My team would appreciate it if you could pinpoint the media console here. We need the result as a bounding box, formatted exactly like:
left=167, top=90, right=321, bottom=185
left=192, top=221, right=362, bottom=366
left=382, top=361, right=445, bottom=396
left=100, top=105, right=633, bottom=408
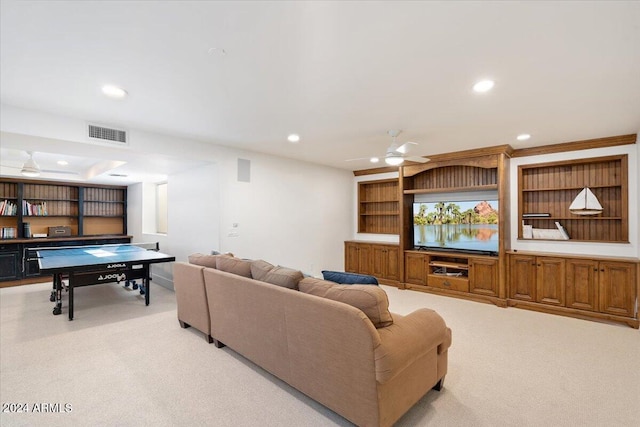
left=404, top=250, right=504, bottom=306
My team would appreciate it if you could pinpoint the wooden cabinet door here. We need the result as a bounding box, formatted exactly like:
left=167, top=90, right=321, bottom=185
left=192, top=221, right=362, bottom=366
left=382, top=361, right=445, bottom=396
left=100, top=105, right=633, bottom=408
left=536, top=257, right=565, bottom=306
left=371, top=244, right=387, bottom=278
left=566, top=259, right=599, bottom=311
left=385, top=245, right=399, bottom=281
left=369, top=244, right=399, bottom=281
left=0, top=250, right=20, bottom=280
left=469, top=257, right=498, bottom=296
left=509, top=254, right=536, bottom=301
left=405, top=252, right=427, bottom=286
left=357, top=244, right=372, bottom=275
left=344, top=242, right=360, bottom=273
left=599, top=261, right=637, bottom=317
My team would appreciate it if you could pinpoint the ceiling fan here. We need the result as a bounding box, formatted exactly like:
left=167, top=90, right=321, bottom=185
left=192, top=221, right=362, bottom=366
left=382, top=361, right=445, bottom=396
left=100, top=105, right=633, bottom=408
left=346, top=130, right=430, bottom=166
left=1, top=151, right=79, bottom=177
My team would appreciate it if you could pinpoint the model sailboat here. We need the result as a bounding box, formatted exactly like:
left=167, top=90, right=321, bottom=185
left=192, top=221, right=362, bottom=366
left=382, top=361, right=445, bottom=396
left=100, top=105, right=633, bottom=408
left=569, top=187, right=603, bottom=215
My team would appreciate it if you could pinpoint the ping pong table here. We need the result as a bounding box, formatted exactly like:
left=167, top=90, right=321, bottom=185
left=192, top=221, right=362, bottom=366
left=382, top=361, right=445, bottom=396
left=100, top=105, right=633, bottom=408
left=35, top=243, right=175, bottom=320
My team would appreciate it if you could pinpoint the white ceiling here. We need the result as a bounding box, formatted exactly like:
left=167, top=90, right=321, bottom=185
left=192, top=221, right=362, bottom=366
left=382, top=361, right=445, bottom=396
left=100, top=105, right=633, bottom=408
left=1, top=1, right=639, bottom=179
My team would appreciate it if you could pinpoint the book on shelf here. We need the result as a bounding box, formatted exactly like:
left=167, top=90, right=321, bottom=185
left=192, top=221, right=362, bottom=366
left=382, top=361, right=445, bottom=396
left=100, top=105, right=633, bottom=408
left=522, top=213, right=551, bottom=218
left=22, top=200, right=48, bottom=216
left=1, top=227, right=17, bottom=239
left=0, top=200, right=17, bottom=216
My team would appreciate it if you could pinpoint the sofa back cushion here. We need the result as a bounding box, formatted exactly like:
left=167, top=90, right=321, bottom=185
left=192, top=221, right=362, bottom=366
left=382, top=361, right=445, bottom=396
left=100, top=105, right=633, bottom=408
left=216, top=255, right=252, bottom=278
left=250, top=259, right=275, bottom=281
left=251, top=260, right=303, bottom=290
left=299, top=278, right=393, bottom=328
left=263, top=266, right=304, bottom=290
left=188, top=253, right=220, bottom=268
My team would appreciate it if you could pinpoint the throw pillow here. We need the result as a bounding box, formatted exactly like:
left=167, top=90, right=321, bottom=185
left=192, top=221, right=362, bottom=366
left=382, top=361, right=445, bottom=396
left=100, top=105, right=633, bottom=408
left=299, top=278, right=393, bottom=328
left=322, top=270, right=378, bottom=285
left=261, top=266, right=304, bottom=290
left=188, top=253, right=219, bottom=268
left=216, top=255, right=252, bottom=278
left=250, top=259, right=275, bottom=281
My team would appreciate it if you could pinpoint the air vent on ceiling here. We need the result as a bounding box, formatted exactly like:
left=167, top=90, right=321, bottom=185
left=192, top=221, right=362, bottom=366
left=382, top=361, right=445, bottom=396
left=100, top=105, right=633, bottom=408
left=87, top=123, right=128, bottom=145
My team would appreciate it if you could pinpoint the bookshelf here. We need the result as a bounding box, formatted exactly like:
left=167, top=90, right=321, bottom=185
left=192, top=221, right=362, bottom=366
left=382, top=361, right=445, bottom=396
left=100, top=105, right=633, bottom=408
left=517, top=155, right=628, bottom=242
left=358, top=178, right=400, bottom=234
left=0, top=179, right=127, bottom=239
left=0, top=178, right=130, bottom=283
left=83, top=186, right=126, bottom=235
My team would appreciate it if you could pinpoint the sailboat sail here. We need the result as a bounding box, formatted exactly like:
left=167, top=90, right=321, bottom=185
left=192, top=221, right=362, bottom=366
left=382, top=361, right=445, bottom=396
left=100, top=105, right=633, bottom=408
left=569, top=187, right=603, bottom=215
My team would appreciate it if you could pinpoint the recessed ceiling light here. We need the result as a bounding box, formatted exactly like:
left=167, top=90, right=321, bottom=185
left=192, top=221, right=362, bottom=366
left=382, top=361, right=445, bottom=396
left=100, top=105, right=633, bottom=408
left=102, top=85, right=128, bottom=99
left=57, top=160, right=68, bottom=166
left=517, top=134, right=531, bottom=141
left=287, top=134, right=300, bottom=143
left=473, top=80, right=495, bottom=93
left=370, top=157, right=379, bottom=163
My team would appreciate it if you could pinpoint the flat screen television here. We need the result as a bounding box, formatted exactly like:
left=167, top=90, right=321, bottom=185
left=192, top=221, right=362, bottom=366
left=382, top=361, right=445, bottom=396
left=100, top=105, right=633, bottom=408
left=413, top=200, right=499, bottom=256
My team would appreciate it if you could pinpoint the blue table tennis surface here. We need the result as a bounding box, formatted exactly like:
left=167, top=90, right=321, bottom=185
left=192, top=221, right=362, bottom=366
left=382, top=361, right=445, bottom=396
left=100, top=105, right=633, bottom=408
left=37, top=244, right=174, bottom=271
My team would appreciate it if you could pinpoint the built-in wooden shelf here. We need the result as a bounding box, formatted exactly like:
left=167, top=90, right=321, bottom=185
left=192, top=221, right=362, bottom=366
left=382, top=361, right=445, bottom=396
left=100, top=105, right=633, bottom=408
left=518, top=155, right=628, bottom=242
left=358, top=179, right=399, bottom=234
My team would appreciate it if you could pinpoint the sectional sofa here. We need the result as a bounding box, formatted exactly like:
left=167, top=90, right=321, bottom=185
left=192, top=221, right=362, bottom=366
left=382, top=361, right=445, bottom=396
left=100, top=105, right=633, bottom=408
left=172, top=254, right=452, bottom=427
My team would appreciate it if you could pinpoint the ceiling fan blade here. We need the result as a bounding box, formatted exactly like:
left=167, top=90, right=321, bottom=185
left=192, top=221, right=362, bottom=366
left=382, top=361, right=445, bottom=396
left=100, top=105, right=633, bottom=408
left=405, top=156, right=430, bottom=163
left=1, top=164, right=79, bottom=175
left=397, top=141, right=418, bottom=154
left=40, top=169, right=80, bottom=175
left=345, top=157, right=372, bottom=162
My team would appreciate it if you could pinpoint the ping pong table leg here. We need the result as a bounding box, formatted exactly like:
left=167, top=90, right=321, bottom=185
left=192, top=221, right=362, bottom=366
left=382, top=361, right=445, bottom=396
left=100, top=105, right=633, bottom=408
left=68, top=277, right=74, bottom=321
left=52, top=274, right=62, bottom=316
left=144, top=266, right=150, bottom=306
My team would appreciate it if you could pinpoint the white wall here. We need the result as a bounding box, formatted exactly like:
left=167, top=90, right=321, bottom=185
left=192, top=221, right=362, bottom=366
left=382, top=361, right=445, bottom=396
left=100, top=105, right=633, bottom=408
left=166, top=163, right=220, bottom=262
left=217, top=153, right=353, bottom=277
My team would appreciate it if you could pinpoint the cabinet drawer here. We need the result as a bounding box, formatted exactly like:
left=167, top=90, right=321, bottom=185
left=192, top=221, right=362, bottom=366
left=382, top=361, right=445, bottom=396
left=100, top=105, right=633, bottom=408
left=428, top=275, right=469, bottom=292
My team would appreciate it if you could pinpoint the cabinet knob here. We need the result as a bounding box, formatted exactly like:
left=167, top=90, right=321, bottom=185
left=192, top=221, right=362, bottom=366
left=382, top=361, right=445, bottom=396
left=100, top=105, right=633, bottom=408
left=443, top=281, right=451, bottom=287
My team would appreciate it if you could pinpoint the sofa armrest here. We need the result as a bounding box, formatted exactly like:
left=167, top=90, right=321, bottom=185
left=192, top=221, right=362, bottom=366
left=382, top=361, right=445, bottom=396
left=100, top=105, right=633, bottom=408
left=173, top=262, right=211, bottom=337
left=374, top=308, right=451, bottom=384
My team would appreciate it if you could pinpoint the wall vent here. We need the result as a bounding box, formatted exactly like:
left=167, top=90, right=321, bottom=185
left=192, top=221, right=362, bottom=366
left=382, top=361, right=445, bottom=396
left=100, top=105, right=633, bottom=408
left=87, top=123, right=128, bottom=145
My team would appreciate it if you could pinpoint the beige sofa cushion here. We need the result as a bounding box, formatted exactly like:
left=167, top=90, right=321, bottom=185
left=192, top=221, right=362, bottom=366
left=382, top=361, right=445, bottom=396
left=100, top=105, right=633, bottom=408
left=250, top=259, right=275, bottom=281
left=216, top=255, right=252, bottom=278
left=299, top=277, right=393, bottom=328
left=251, top=260, right=303, bottom=290
left=188, top=253, right=220, bottom=268
left=263, top=266, right=304, bottom=290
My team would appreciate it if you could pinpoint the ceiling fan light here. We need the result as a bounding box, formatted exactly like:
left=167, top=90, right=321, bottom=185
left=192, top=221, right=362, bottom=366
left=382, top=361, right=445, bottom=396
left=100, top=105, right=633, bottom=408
left=385, top=156, right=404, bottom=166
left=21, top=167, right=40, bottom=177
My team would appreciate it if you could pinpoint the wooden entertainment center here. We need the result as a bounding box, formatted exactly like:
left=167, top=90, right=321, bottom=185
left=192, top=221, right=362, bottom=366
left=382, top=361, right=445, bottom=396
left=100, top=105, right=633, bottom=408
left=347, top=134, right=639, bottom=328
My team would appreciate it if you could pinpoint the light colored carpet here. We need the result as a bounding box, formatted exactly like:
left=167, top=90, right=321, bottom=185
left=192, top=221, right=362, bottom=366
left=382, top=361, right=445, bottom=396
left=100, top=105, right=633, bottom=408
left=1, top=282, right=639, bottom=426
